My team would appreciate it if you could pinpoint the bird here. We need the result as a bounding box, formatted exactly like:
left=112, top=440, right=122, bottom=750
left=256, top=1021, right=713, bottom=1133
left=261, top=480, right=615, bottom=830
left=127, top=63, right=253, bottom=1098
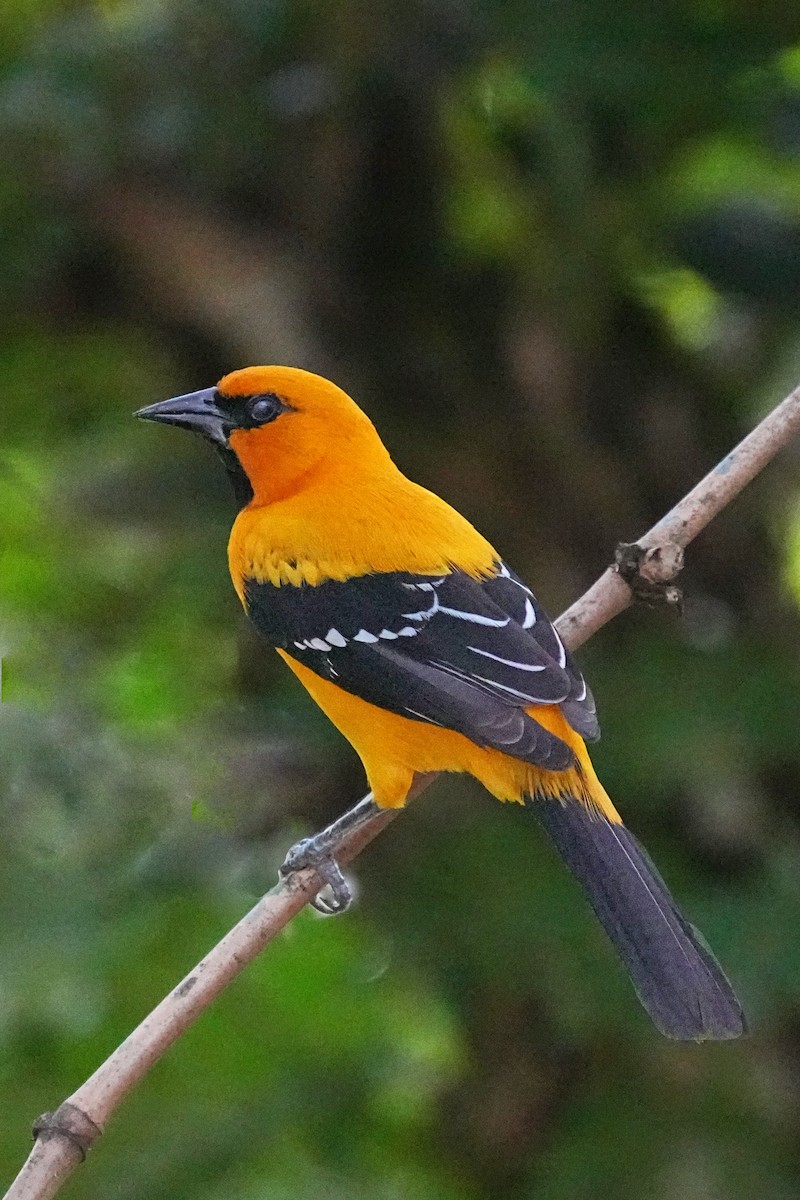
left=137, top=365, right=747, bottom=1041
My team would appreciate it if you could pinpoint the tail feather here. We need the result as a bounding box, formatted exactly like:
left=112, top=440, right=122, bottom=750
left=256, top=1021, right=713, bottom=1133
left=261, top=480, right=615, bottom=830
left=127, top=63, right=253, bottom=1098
left=529, top=796, right=747, bottom=1041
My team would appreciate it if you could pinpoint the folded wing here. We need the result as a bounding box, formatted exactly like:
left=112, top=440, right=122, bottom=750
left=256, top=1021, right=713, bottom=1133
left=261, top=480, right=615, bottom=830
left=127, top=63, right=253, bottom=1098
left=244, top=562, right=598, bottom=770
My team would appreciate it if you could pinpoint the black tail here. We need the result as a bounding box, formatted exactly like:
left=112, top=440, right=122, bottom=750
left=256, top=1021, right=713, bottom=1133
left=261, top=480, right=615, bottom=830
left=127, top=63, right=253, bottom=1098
left=529, top=797, right=747, bottom=1040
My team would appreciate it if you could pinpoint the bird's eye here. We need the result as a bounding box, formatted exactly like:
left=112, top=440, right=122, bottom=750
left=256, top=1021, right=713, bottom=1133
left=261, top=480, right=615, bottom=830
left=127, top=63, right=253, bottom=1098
left=247, top=394, right=281, bottom=425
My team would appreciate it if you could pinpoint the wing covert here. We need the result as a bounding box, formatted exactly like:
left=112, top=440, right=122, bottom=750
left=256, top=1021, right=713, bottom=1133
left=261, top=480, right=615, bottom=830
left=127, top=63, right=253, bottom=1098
left=244, top=561, right=599, bottom=767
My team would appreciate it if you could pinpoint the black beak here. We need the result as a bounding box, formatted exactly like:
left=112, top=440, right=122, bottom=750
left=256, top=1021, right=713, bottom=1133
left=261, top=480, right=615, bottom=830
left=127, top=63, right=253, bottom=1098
left=135, top=388, right=228, bottom=446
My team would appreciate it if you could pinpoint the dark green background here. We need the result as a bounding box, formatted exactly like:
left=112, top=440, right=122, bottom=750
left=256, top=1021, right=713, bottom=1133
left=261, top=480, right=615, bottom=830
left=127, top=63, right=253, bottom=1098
left=3, top=2, right=800, bottom=1196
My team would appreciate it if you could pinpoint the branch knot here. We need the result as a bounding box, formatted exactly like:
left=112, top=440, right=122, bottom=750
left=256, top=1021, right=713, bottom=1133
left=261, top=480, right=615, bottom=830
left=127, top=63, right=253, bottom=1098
left=32, top=1103, right=102, bottom=1162
left=614, top=540, right=684, bottom=609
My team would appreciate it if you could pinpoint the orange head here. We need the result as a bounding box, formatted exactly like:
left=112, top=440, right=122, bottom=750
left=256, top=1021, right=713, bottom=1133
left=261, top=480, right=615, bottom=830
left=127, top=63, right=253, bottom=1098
left=136, top=365, right=392, bottom=504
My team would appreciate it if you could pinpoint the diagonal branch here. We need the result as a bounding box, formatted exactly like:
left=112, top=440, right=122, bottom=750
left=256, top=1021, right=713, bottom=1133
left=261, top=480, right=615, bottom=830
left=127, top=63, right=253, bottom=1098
left=6, top=380, right=800, bottom=1200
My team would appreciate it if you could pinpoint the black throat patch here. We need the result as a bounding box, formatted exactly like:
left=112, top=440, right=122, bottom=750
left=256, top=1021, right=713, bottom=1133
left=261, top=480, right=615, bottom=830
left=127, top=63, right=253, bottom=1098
left=215, top=445, right=254, bottom=507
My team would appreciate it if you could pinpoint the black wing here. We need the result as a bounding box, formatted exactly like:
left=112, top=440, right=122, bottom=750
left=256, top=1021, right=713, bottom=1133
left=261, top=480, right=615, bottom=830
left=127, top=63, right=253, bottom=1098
left=481, top=564, right=598, bottom=741
left=244, top=562, right=598, bottom=771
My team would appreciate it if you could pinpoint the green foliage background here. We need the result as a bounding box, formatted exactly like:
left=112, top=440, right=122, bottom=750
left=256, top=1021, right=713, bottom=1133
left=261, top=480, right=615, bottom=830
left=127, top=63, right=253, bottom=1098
left=3, top=1, right=800, bottom=1195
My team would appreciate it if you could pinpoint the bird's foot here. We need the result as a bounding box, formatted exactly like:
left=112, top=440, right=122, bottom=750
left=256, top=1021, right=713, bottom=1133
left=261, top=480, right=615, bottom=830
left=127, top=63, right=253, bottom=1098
left=280, top=834, right=352, bottom=915
left=278, top=796, right=381, bottom=914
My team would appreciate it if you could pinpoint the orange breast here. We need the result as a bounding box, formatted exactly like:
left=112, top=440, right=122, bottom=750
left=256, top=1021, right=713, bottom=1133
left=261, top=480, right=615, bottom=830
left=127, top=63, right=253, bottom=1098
left=228, top=469, right=499, bottom=599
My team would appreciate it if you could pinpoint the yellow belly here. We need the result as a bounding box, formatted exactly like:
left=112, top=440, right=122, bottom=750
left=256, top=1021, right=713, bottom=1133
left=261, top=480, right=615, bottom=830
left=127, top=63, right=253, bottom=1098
left=278, top=650, right=619, bottom=821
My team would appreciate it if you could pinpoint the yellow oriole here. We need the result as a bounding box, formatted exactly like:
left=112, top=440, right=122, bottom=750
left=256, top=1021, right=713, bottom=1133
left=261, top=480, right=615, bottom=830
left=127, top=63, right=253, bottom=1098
left=138, top=365, right=746, bottom=1041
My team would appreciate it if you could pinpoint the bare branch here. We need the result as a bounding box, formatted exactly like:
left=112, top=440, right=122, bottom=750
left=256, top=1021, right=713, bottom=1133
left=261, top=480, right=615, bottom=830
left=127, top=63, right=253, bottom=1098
left=6, top=381, right=800, bottom=1200
left=557, top=381, right=800, bottom=646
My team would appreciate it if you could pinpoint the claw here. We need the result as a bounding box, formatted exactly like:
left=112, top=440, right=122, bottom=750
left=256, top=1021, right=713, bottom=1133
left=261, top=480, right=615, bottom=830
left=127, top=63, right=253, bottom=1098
left=278, top=795, right=381, bottom=914
left=279, top=835, right=353, bottom=914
